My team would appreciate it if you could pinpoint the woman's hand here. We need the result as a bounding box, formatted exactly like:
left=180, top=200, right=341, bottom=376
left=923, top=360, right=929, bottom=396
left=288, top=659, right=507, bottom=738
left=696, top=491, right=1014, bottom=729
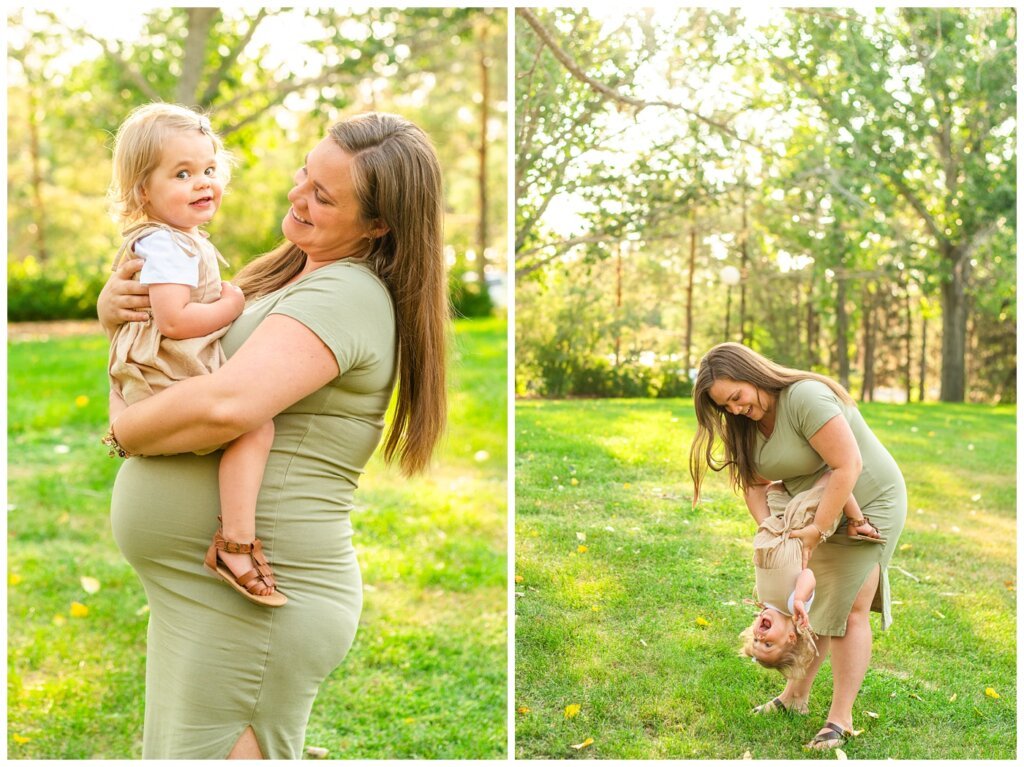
left=97, top=257, right=151, bottom=334
left=788, top=525, right=821, bottom=568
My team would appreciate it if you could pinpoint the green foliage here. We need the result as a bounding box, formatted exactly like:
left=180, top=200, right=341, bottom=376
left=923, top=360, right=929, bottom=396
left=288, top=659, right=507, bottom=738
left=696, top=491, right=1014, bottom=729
left=7, top=318, right=507, bottom=758
left=7, top=258, right=106, bottom=321
left=515, top=398, right=1016, bottom=758
left=449, top=267, right=494, bottom=319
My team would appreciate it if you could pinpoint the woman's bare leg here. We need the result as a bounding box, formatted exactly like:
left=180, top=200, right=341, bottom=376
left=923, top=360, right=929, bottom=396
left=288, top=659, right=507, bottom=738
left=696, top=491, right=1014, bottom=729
left=227, top=726, right=264, bottom=759
left=810, top=564, right=881, bottom=745
left=775, top=635, right=831, bottom=712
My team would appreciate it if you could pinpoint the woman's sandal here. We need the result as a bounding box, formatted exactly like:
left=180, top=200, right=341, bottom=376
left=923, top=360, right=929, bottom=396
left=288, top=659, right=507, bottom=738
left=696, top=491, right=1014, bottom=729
left=751, top=696, right=808, bottom=715
left=204, top=524, right=287, bottom=607
left=804, top=721, right=852, bottom=750
left=847, top=515, right=887, bottom=544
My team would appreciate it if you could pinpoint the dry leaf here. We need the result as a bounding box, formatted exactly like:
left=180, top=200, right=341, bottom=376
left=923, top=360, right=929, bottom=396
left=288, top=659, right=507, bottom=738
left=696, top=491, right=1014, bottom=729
left=577, top=545, right=588, bottom=553
left=971, top=493, right=982, bottom=502
left=305, top=746, right=329, bottom=759
left=70, top=601, right=89, bottom=618
left=564, top=704, right=581, bottom=719
left=948, top=693, right=957, bottom=702
left=985, top=687, right=1000, bottom=699
left=639, top=639, right=648, bottom=647
left=695, top=616, right=710, bottom=627
left=576, top=532, right=587, bottom=542
left=909, top=693, right=923, bottom=701
left=865, top=711, right=879, bottom=718
left=570, top=738, right=594, bottom=750
left=517, top=706, right=531, bottom=715
left=835, top=748, right=848, bottom=759
left=81, top=576, right=101, bottom=594
left=741, top=750, right=752, bottom=759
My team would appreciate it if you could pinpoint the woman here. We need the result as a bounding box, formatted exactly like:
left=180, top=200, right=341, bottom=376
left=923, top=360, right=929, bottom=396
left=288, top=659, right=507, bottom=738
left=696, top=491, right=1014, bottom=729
left=689, top=342, right=906, bottom=750
left=98, top=112, right=448, bottom=759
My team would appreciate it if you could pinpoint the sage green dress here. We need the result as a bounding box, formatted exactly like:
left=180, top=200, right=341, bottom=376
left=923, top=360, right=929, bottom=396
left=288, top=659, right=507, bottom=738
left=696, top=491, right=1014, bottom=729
left=110, top=261, right=396, bottom=759
left=754, top=380, right=906, bottom=636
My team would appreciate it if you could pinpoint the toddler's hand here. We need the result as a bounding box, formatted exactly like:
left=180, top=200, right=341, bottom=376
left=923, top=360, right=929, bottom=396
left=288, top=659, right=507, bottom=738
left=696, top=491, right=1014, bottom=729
left=792, top=600, right=810, bottom=630
left=787, top=525, right=820, bottom=568
left=220, top=281, right=245, bottom=317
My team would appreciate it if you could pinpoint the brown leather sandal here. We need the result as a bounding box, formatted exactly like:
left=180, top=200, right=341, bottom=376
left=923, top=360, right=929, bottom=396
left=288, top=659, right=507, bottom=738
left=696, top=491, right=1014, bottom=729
left=204, top=523, right=287, bottom=607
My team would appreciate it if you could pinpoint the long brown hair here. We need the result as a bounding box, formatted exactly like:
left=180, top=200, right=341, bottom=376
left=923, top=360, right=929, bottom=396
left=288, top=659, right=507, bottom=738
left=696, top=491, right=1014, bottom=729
left=234, top=113, right=448, bottom=475
left=689, top=343, right=853, bottom=504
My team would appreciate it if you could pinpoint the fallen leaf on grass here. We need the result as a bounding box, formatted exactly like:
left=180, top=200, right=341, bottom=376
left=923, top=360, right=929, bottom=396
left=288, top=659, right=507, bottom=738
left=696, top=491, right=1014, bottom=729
left=80, top=576, right=101, bottom=594
left=741, top=750, right=752, bottom=759
left=564, top=704, right=581, bottom=719
left=865, top=711, right=879, bottom=718
left=517, top=706, right=531, bottom=715
left=576, top=532, right=586, bottom=542
left=70, top=602, right=89, bottom=618
left=514, top=575, right=524, bottom=583
left=948, top=693, right=957, bottom=702
left=639, top=639, right=647, bottom=647
left=985, top=687, right=1000, bottom=699
left=835, top=748, right=848, bottom=759
left=1004, top=581, right=1015, bottom=591
left=695, top=616, right=710, bottom=627
left=570, top=738, right=593, bottom=750
left=909, top=693, right=924, bottom=702
left=305, top=746, right=329, bottom=759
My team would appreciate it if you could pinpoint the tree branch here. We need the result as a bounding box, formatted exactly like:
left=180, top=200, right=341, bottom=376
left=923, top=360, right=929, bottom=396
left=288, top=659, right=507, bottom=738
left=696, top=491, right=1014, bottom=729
left=516, top=8, right=755, bottom=147
left=198, top=8, right=269, bottom=106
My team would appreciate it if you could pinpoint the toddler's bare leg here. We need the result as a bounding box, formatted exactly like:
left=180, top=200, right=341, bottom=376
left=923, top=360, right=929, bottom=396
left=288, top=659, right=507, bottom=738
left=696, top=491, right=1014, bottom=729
left=216, top=421, right=275, bottom=595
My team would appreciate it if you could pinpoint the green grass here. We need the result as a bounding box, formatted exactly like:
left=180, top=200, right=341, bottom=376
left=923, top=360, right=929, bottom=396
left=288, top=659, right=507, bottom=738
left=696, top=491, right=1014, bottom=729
left=7, top=316, right=508, bottom=759
left=514, top=398, right=1015, bottom=759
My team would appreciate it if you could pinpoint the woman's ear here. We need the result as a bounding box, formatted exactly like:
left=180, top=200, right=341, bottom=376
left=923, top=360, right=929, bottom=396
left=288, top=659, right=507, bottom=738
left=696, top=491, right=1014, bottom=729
left=368, top=220, right=390, bottom=239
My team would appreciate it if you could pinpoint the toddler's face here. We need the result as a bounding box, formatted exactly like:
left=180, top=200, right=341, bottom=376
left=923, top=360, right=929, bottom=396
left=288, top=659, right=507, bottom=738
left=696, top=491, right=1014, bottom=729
left=142, top=130, right=223, bottom=232
left=750, top=607, right=796, bottom=664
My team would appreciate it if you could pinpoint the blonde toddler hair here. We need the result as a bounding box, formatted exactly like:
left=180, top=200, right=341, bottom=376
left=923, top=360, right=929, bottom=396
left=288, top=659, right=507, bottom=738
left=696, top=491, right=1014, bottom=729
left=738, top=617, right=818, bottom=680
left=108, top=102, right=232, bottom=228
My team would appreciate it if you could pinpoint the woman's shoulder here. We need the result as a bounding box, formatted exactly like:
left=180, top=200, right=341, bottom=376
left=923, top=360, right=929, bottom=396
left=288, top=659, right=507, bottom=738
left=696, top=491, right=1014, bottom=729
left=280, top=261, right=394, bottom=319
left=784, top=378, right=836, bottom=403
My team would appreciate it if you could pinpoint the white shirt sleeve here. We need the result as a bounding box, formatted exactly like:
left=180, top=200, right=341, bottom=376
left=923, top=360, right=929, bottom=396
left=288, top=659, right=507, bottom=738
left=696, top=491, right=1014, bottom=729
left=787, top=588, right=814, bottom=614
left=136, top=230, right=200, bottom=288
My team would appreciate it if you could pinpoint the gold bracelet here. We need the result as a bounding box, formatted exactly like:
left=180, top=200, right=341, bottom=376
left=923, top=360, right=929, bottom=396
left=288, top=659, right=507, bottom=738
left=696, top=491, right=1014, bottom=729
left=812, top=523, right=829, bottom=544
left=101, top=427, right=135, bottom=459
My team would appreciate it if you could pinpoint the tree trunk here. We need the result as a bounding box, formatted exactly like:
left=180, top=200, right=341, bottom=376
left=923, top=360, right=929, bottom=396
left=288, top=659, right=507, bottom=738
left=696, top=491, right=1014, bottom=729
left=176, top=8, right=219, bottom=105
left=861, top=283, right=876, bottom=402
left=26, top=82, right=47, bottom=264
left=476, top=19, right=490, bottom=276
left=684, top=227, right=695, bottom=373
left=918, top=314, right=928, bottom=402
left=939, top=242, right=969, bottom=402
left=836, top=274, right=850, bottom=391
left=806, top=276, right=817, bottom=369
left=614, top=243, right=622, bottom=366
left=739, top=188, right=748, bottom=344
left=903, top=285, right=913, bottom=403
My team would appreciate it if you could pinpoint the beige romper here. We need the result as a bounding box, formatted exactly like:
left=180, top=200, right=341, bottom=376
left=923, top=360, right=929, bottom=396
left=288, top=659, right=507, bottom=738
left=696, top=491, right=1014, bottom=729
left=753, top=484, right=837, bottom=622
left=108, top=222, right=230, bottom=406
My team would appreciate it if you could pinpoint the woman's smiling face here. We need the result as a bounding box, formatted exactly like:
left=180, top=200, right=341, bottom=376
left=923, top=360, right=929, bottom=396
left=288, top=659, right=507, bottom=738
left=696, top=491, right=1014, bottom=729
left=708, top=377, right=771, bottom=421
left=281, top=136, right=379, bottom=263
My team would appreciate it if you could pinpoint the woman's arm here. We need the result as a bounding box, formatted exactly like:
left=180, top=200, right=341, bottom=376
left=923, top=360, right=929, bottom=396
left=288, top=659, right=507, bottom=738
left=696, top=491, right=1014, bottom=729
left=789, top=414, right=863, bottom=566
left=111, top=314, right=340, bottom=455
left=97, top=258, right=151, bottom=337
left=149, top=282, right=245, bottom=340
left=743, top=481, right=771, bottom=525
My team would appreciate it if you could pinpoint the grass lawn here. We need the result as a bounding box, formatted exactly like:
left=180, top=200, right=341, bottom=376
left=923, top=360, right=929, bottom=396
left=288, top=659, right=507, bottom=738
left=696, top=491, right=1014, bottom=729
left=514, top=398, right=1015, bottom=759
left=7, top=316, right=507, bottom=759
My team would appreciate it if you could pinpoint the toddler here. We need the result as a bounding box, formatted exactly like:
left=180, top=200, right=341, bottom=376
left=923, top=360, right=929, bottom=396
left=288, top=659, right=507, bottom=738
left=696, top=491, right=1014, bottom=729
left=739, top=472, right=883, bottom=680
left=103, top=102, right=284, bottom=607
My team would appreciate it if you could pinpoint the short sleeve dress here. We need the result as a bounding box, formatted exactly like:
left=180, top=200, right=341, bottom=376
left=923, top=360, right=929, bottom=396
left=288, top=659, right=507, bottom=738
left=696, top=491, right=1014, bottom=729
left=109, top=260, right=396, bottom=759
left=753, top=380, right=906, bottom=636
